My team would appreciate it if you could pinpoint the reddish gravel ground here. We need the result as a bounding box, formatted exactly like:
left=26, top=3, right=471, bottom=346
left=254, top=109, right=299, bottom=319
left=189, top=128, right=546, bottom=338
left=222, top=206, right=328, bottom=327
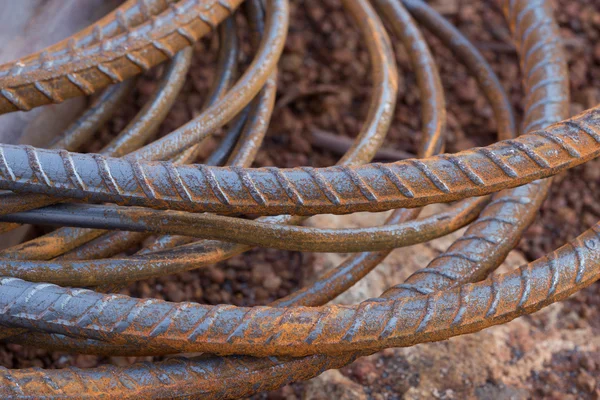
left=1, top=0, right=599, bottom=398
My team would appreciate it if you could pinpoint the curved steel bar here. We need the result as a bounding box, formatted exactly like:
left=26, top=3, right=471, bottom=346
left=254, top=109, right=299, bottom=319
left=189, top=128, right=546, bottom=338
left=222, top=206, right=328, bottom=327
left=0, top=0, right=244, bottom=114
left=127, top=0, right=288, bottom=161
left=0, top=219, right=597, bottom=357
left=380, top=0, right=569, bottom=301
left=0, top=108, right=597, bottom=215
left=401, top=0, right=516, bottom=140
left=0, top=197, right=488, bottom=252
left=9, top=0, right=181, bottom=68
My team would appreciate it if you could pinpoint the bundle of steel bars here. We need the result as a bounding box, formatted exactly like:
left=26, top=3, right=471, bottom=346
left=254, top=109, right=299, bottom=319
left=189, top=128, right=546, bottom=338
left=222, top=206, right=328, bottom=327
left=0, top=0, right=596, bottom=398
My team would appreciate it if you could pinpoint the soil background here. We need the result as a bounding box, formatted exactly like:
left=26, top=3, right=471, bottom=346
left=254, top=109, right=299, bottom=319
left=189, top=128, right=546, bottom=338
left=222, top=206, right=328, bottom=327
left=0, top=0, right=599, bottom=399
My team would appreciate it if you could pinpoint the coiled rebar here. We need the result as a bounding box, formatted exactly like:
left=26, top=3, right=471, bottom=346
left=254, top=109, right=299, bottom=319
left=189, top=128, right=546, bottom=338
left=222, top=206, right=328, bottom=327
left=0, top=0, right=594, bottom=398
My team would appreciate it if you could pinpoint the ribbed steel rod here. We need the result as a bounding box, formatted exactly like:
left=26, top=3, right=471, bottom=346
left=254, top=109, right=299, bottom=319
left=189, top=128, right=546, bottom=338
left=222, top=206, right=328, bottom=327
left=0, top=110, right=597, bottom=216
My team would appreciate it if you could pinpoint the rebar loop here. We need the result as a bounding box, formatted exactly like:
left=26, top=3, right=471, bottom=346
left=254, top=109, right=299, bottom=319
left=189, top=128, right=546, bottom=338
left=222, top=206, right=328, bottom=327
left=0, top=0, right=594, bottom=398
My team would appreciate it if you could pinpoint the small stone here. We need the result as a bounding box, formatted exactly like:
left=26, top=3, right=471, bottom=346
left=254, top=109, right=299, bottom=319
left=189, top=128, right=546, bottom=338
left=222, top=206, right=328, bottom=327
left=164, top=281, right=184, bottom=303
left=455, top=77, right=478, bottom=102
left=281, top=53, right=304, bottom=73
left=580, top=354, right=597, bottom=371
left=254, top=287, right=270, bottom=302
left=429, top=0, right=458, bottom=15
left=351, top=359, right=377, bottom=385
left=303, top=369, right=367, bottom=400
left=208, top=267, right=226, bottom=284
left=252, top=262, right=275, bottom=284
left=577, top=370, right=596, bottom=393
left=264, top=275, right=282, bottom=291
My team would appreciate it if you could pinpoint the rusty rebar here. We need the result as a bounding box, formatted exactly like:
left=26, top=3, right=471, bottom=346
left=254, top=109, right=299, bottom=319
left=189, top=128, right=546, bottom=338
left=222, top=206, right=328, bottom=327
left=0, top=0, right=596, bottom=398
left=0, top=0, right=244, bottom=114
left=0, top=111, right=597, bottom=216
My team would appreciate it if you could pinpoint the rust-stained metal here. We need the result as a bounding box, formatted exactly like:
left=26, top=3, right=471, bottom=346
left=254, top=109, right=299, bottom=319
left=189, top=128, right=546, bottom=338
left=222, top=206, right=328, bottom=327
left=0, top=0, right=596, bottom=398
left=1, top=109, right=599, bottom=216
left=0, top=0, right=244, bottom=114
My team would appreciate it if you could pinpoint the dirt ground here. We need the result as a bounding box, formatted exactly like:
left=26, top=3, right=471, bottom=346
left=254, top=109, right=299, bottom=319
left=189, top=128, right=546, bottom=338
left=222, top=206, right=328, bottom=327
left=0, top=0, right=599, bottom=399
